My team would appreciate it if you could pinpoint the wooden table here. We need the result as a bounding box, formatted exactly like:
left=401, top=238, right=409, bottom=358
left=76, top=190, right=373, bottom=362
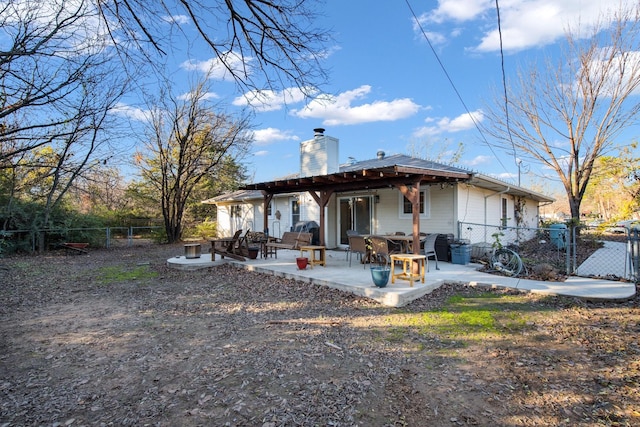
left=299, top=245, right=326, bottom=268
left=386, top=235, right=417, bottom=253
left=390, top=254, right=426, bottom=286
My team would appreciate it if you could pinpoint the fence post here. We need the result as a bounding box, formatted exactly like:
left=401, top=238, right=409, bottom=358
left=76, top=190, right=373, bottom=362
left=568, top=226, right=575, bottom=275
left=106, top=227, right=110, bottom=248
left=128, top=227, right=133, bottom=247
left=629, top=229, right=640, bottom=282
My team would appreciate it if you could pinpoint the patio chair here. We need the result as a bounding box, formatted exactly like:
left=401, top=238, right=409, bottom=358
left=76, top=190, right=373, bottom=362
left=420, top=233, right=440, bottom=271
left=345, top=229, right=360, bottom=260
left=211, top=229, right=245, bottom=261
left=386, top=233, right=404, bottom=254
left=368, top=235, right=397, bottom=266
left=348, top=235, right=367, bottom=268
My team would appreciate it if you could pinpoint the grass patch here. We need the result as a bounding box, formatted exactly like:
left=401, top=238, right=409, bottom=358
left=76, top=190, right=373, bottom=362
left=97, top=265, right=158, bottom=284
left=388, top=292, right=543, bottom=345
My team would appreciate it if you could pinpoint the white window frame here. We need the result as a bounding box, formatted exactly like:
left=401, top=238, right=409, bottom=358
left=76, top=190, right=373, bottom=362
left=230, top=204, right=242, bottom=219
left=501, top=197, right=508, bottom=227
left=398, top=187, right=431, bottom=219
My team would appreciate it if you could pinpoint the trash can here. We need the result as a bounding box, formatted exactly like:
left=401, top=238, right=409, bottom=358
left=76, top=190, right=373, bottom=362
left=450, top=244, right=471, bottom=265
left=435, top=233, right=454, bottom=261
left=549, top=223, right=567, bottom=250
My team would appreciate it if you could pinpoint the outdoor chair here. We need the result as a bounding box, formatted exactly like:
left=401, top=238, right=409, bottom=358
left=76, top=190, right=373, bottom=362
left=386, top=233, right=404, bottom=254
left=420, top=233, right=440, bottom=271
left=348, top=235, right=367, bottom=268
left=210, top=229, right=245, bottom=261
left=368, top=235, right=398, bottom=266
left=345, top=229, right=360, bottom=259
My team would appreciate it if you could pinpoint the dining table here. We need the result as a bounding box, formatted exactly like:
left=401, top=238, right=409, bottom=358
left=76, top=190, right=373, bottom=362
left=383, top=235, right=418, bottom=253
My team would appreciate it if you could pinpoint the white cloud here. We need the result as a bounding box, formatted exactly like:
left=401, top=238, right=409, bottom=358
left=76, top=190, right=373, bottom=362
left=254, top=150, right=269, bottom=156
left=252, top=128, right=300, bottom=146
left=421, top=0, right=637, bottom=53
left=177, top=91, right=219, bottom=101
left=413, top=110, right=483, bottom=137
left=163, top=14, right=190, bottom=25
left=424, top=0, right=489, bottom=24
left=463, top=154, right=492, bottom=167
left=233, top=87, right=315, bottom=112
left=291, top=85, right=421, bottom=126
left=181, top=52, right=251, bottom=81
left=493, top=172, right=517, bottom=180
left=585, top=50, right=640, bottom=97
left=111, top=102, right=151, bottom=122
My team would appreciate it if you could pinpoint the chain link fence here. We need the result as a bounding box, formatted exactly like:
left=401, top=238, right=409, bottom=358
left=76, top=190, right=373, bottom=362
left=458, top=222, right=570, bottom=276
left=0, top=226, right=164, bottom=254
left=458, top=221, right=638, bottom=282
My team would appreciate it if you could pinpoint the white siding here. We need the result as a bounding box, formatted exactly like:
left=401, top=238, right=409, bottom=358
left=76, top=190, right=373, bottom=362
left=358, top=186, right=459, bottom=236
left=300, top=135, right=339, bottom=176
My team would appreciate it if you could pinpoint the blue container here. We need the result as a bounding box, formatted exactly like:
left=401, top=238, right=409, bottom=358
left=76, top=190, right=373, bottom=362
left=451, top=244, right=471, bottom=265
left=370, top=266, right=390, bottom=287
left=549, top=223, right=567, bottom=250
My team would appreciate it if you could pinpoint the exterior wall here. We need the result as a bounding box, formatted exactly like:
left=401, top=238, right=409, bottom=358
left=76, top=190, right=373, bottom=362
left=456, top=184, right=489, bottom=225
left=456, top=184, right=543, bottom=245
left=215, top=193, right=323, bottom=240
left=371, top=187, right=457, bottom=236
left=214, top=202, right=253, bottom=237
left=214, top=183, right=545, bottom=247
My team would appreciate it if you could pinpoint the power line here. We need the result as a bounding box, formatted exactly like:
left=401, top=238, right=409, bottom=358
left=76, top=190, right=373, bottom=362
left=495, top=0, right=519, bottom=168
left=404, top=0, right=510, bottom=175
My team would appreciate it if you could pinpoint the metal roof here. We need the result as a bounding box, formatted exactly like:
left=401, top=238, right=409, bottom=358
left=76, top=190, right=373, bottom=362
left=242, top=154, right=474, bottom=194
left=205, top=153, right=553, bottom=204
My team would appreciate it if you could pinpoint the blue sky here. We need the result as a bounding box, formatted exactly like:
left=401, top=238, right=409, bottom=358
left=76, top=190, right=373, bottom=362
left=115, top=0, right=638, bottom=193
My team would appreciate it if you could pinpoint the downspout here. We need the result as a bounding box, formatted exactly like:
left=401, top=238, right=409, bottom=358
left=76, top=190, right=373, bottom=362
left=484, top=187, right=510, bottom=243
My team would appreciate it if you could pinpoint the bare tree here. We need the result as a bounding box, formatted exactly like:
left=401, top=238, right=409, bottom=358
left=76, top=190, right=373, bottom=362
left=0, top=0, right=127, bottom=162
left=95, top=0, right=330, bottom=96
left=0, top=0, right=131, bottom=249
left=136, top=76, right=252, bottom=243
left=483, top=5, right=640, bottom=222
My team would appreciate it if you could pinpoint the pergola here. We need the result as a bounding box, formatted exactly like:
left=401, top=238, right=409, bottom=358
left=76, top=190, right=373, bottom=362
left=243, top=162, right=474, bottom=254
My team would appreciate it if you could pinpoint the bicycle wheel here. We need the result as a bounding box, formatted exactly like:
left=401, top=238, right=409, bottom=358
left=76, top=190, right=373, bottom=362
left=491, top=248, right=523, bottom=277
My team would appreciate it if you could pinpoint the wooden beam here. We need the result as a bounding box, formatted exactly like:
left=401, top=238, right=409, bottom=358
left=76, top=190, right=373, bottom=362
left=396, top=178, right=421, bottom=256
left=308, top=189, right=334, bottom=246
left=261, top=192, right=274, bottom=236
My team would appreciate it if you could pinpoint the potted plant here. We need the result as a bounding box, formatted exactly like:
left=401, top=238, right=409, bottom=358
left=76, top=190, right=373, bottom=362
left=369, top=253, right=390, bottom=287
left=296, top=257, right=309, bottom=270
left=247, top=246, right=260, bottom=259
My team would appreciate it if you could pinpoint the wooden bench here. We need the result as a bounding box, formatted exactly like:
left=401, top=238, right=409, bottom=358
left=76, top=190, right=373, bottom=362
left=211, top=229, right=246, bottom=261
left=265, top=232, right=312, bottom=258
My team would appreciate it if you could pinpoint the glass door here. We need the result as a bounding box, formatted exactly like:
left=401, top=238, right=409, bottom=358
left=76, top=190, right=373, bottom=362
left=339, top=196, right=372, bottom=245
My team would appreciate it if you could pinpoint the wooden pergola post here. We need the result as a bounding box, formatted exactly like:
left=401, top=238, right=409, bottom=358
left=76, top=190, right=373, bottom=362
left=308, top=189, right=334, bottom=246
left=396, top=179, right=422, bottom=254
left=261, top=192, right=274, bottom=237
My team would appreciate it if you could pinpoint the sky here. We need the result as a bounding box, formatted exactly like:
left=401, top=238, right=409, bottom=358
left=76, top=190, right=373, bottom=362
left=115, top=0, right=639, bottom=194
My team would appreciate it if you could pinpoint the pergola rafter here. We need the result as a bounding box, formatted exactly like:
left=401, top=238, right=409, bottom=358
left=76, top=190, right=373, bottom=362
left=245, top=164, right=474, bottom=249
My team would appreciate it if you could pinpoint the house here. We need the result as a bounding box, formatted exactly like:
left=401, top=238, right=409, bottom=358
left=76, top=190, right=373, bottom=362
left=203, top=129, right=554, bottom=250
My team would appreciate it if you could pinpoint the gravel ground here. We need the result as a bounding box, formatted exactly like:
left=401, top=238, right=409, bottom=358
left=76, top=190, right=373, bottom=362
left=1, top=243, right=639, bottom=426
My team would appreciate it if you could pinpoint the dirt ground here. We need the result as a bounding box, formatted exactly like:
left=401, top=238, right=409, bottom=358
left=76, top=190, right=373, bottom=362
left=1, top=243, right=639, bottom=426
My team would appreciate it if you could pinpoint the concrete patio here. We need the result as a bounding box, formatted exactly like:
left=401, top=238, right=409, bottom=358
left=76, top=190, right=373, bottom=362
left=167, top=247, right=637, bottom=307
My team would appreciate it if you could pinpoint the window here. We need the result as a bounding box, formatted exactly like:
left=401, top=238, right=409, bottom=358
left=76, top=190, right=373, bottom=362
left=267, top=202, right=272, bottom=217
left=501, top=198, right=508, bottom=227
left=399, top=188, right=430, bottom=219
left=231, top=204, right=241, bottom=218
left=291, top=199, right=300, bottom=225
